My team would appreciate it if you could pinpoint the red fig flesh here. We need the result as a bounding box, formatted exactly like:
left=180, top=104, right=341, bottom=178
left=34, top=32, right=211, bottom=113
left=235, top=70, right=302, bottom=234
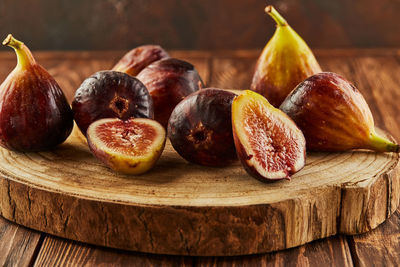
left=112, top=45, right=169, bottom=76
left=87, top=118, right=166, bottom=175
left=280, top=72, right=399, bottom=152
left=0, top=34, right=73, bottom=151
left=232, top=90, right=306, bottom=181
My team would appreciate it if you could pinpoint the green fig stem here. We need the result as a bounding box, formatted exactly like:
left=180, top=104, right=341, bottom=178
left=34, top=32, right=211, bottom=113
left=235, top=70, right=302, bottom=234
left=265, top=5, right=288, bottom=27
left=2, top=34, right=36, bottom=69
left=368, top=132, right=400, bottom=153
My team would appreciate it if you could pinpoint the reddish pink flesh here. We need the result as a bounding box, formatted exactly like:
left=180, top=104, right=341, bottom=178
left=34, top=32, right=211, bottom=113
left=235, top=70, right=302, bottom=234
left=243, top=104, right=298, bottom=175
left=95, top=120, right=157, bottom=156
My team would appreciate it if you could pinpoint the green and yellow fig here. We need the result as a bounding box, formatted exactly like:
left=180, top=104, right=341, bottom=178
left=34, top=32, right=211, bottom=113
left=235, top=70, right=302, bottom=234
left=251, top=5, right=322, bottom=107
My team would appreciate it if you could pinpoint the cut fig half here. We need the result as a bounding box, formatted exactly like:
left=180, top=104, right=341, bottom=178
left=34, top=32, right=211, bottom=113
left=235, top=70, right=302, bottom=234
left=232, top=90, right=306, bottom=181
left=87, top=118, right=166, bottom=175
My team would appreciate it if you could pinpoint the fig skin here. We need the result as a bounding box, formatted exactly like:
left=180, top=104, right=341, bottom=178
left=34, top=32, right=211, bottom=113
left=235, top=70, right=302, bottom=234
left=251, top=5, right=321, bottom=107
left=72, top=71, right=154, bottom=135
left=232, top=90, right=306, bottom=182
left=87, top=118, right=166, bottom=175
left=112, top=45, right=169, bottom=77
left=137, top=58, right=204, bottom=127
left=168, top=88, right=237, bottom=167
left=280, top=72, right=399, bottom=152
left=0, top=34, right=73, bottom=152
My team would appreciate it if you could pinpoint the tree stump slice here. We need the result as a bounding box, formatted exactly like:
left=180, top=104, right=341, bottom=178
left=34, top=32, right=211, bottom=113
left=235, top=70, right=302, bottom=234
left=0, top=127, right=398, bottom=256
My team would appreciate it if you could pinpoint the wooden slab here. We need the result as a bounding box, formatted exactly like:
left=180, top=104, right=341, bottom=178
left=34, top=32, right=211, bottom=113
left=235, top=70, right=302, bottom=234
left=0, top=127, right=398, bottom=256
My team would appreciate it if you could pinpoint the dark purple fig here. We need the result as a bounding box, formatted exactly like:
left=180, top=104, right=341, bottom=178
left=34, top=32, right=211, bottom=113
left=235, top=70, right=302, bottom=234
left=0, top=34, right=73, bottom=152
left=112, top=45, right=169, bottom=76
left=280, top=72, right=399, bottom=152
left=168, top=88, right=237, bottom=167
left=137, top=58, right=204, bottom=127
left=72, top=71, right=153, bottom=135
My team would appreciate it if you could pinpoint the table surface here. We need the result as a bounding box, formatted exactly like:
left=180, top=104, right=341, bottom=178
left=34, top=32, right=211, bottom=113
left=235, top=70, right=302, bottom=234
left=0, top=49, right=399, bottom=266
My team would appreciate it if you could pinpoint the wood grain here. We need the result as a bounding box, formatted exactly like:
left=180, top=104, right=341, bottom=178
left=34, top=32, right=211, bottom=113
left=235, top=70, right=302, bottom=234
left=1, top=50, right=400, bottom=263
left=0, top=216, right=43, bottom=267
left=195, top=236, right=352, bottom=267
left=34, top=236, right=192, bottom=267
left=0, top=126, right=398, bottom=256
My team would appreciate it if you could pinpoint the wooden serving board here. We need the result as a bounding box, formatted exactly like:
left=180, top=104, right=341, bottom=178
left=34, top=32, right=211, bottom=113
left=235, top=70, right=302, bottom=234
left=0, top=127, right=398, bottom=256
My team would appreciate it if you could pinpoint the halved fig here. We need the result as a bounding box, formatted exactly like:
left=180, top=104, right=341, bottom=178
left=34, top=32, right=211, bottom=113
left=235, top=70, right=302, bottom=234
left=87, top=118, right=166, bottom=175
left=72, top=71, right=154, bottom=135
left=232, top=90, right=306, bottom=181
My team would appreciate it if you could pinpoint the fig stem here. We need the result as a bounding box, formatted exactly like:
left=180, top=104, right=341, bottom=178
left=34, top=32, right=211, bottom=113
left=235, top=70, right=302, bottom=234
left=369, top=132, right=400, bottom=153
left=2, top=34, right=36, bottom=69
left=265, top=5, right=288, bottom=27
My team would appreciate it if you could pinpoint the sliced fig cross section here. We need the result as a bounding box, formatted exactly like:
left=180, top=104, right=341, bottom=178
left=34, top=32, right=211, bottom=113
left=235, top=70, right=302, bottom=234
left=232, top=90, right=306, bottom=181
left=87, top=118, right=166, bottom=175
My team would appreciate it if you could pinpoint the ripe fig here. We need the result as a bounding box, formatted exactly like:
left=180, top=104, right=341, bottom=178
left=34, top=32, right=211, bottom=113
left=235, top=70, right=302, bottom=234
left=168, top=88, right=237, bottom=167
left=87, top=118, right=166, bottom=175
left=232, top=90, right=306, bottom=181
left=0, top=34, right=73, bottom=151
left=72, top=71, right=154, bottom=135
left=112, top=45, right=169, bottom=76
left=251, top=5, right=321, bottom=107
left=137, top=58, right=204, bottom=127
left=280, top=72, right=399, bottom=152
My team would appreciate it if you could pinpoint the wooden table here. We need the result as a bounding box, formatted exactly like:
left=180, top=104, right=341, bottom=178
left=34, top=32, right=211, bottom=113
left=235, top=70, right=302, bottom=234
left=0, top=49, right=399, bottom=266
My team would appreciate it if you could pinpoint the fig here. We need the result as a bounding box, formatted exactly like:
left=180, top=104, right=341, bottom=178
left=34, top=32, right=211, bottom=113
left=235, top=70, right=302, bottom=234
left=137, top=58, right=204, bottom=127
left=0, top=34, right=73, bottom=151
left=87, top=118, right=166, bottom=175
left=232, top=90, right=306, bottom=181
left=280, top=72, right=399, bottom=152
left=72, top=71, right=154, bottom=135
left=112, top=45, right=169, bottom=77
left=168, top=88, right=237, bottom=167
left=251, top=5, right=321, bottom=107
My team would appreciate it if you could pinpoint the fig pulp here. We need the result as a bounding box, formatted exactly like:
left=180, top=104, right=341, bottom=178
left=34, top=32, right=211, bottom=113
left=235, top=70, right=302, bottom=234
left=232, top=90, right=306, bottom=181
left=168, top=88, right=237, bottom=167
left=72, top=71, right=154, bottom=135
left=0, top=35, right=73, bottom=151
left=112, top=45, right=169, bottom=76
left=137, top=58, right=204, bottom=127
left=280, top=72, right=399, bottom=152
left=87, top=118, right=166, bottom=175
left=251, top=5, right=321, bottom=107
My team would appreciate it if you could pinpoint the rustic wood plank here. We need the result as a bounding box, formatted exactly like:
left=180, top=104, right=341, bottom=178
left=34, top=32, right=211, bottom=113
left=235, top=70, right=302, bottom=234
left=0, top=216, right=43, bottom=267
left=33, top=236, right=192, bottom=267
left=195, top=236, right=353, bottom=267
left=348, top=210, right=400, bottom=267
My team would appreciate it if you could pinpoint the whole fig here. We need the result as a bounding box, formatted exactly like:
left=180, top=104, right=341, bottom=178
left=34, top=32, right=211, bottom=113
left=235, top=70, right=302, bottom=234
left=72, top=71, right=154, bottom=135
left=112, top=45, right=169, bottom=76
left=168, top=88, right=237, bottom=167
left=280, top=72, right=399, bottom=152
left=0, top=35, right=73, bottom=151
left=137, top=58, right=204, bottom=127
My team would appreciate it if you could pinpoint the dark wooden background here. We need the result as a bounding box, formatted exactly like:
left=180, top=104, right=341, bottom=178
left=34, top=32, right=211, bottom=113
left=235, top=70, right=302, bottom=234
left=1, top=0, right=400, bottom=51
